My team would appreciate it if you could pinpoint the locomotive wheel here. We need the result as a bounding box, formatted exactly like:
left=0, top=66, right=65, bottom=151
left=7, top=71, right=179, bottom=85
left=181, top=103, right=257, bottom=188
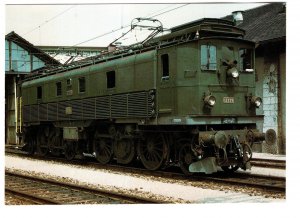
left=48, top=128, right=63, bottom=156
left=179, top=143, right=197, bottom=176
left=114, top=138, right=135, bottom=164
left=37, top=132, right=49, bottom=156
left=93, top=134, right=113, bottom=164
left=242, top=142, right=252, bottom=162
left=138, top=133, right=169, bottom=171
left=221, top=165, right=239, bottom=173
left=64, top=141, right=76, bottom=160
left=51, top=148, right=62, bottom=156
left=27, top=135, right=36, bottom=155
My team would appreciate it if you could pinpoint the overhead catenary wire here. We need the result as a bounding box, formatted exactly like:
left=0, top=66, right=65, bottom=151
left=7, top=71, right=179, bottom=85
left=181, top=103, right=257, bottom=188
left=23, top=5, right=76, bottom=36
left=8, top=4, right=190, bottom=68
left=71, top=3, right=189, bottom=47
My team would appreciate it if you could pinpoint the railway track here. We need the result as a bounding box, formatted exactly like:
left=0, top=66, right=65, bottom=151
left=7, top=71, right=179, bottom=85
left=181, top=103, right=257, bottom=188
left=251, top=158, right=286, bottom=169
left=5, top=147, right=286, bottom=195
left=5, top=171, right=166, bottom=204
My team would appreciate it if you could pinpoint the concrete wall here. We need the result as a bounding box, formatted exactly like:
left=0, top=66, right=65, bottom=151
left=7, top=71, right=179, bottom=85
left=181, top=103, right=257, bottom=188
left=5, top=75, right=17, bottom=145
left=279, top=52, right=286, bottom=154
left=254, top=41, right=285, bottom=154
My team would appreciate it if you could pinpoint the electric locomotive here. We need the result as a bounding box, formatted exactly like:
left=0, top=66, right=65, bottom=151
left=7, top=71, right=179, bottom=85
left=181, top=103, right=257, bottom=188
left=19, top=18, right=276, bottom=174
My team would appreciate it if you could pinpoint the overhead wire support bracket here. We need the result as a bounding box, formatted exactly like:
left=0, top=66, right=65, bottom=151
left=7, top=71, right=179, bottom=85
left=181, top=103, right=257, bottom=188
left=130, top=17, right=163, bottom=45
left=109, top=17, right=164, bottom=48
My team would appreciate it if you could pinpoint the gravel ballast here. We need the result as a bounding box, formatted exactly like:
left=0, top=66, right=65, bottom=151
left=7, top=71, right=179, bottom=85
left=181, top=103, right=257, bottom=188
left=5, top=155, right=285, bottom=203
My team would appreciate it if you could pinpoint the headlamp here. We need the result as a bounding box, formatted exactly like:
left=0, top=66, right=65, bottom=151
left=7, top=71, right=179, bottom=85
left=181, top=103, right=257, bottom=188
left=227, top=67, right=239, bottom=78
left=251, top=96, right=262, bottom=108
left=204, top=95, right=216, bottom=107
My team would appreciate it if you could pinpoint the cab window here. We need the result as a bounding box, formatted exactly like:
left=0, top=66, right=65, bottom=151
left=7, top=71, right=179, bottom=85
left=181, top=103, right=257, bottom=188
left=78, top=77, right=86, bottom=93
left=200, top=45, right=217, bottom=70
left=56, top=82, right=62, bottom=96
left=161, top=54, right=169, bottom=79
left=106, top=71, right=115, bottom=89
left=239, top=48, right=253, bottom=71
left=37, top=86, right=42, bottom=99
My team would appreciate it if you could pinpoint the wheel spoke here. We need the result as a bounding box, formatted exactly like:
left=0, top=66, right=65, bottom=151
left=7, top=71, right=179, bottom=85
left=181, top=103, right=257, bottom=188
left=152, top=150, right=162, bottom=162
left=64, top=142, right=76, bottom=160
left=37, top=131, right=49, bottom=156
left=94, top=135, right=113, bottom=164
left=138, top=134, right=169, bottom=171
left=113, top=138, right=135, bottom=165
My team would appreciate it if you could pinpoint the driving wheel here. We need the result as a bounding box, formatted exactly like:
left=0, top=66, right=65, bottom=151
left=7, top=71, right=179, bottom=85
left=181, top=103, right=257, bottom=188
left=37, top=131, right=49, bottom=156
left=27, top=135, right=36, bottom=155
left=114, top=138, right=135, bottom=164
left=93, top=133, right=113, bottom=164
left=64, top=141, right=76, bottom=160
left=138, top=133, right=169, bottom=170
left=179, top=143, right=197, bottom=176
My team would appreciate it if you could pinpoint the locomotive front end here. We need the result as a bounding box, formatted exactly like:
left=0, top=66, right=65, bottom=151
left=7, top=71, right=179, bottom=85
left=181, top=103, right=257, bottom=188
left=188, top=128, right=276, bottom=174
left=184, top=37, right=277, bottom=174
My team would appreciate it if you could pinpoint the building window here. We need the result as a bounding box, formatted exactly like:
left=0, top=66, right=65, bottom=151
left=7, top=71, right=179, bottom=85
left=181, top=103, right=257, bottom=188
left=78, top=77, right=86, bottom=93
left=56, top=82, right=62, bottom=96
left=106, top=71, right=115, bottom=89
left=11, top=42, right=31, bottom=72
left=37, top=86, right=42, bottom=99
left=161, top=54, right=169, bottom=78
left=200, top=45, right=217, bottom=70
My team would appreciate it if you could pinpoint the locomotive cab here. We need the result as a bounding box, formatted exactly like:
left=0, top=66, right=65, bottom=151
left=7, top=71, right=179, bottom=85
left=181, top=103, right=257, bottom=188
left=154, top=19, right=276, bottom=173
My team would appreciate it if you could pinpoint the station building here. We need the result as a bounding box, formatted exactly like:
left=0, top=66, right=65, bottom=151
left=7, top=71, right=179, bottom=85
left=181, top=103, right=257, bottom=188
left=5, top=31, right=61, bottom=145
left=4, top=32, right=110, bottom=145
left=224, top=2, right=286, bottom=154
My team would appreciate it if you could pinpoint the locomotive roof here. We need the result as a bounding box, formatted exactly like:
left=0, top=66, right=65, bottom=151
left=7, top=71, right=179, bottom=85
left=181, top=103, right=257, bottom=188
left=22, top=18, right=247, bottom=82
left=170, top=18, right=234, bottom=33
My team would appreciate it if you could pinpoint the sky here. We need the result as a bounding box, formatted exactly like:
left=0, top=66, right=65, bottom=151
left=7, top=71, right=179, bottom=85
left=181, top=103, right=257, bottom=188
left=5, top=2, right=267, bottom=47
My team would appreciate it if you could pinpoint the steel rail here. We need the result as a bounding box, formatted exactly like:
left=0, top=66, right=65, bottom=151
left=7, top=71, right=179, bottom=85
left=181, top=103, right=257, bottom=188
left=5, top=188, right=61, bottom=205
left=6, top=147, right=285, bottom=193
left=5, top=171, right=168, bottom=204
left=251, top=158, right=286, bottom=169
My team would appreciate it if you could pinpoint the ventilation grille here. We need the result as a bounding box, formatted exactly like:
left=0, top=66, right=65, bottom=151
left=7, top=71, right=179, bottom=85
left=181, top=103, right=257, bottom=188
left=96, top=96, right=110, bottom=119
left=22, top=90, right=155, bottom=123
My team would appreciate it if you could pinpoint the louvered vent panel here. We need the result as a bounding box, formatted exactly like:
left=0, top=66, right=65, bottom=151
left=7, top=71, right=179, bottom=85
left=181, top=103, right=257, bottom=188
left=48, top=103, right=57, bottom=121
left=31, top=105, right=39, bottom=122
left=58, top=101, right=69, bottom=120
left=83, top=98, right=95, bottom=119
left=39, top=104, right=48, bottom=121
left=128, top=92, right=148, bottom=117
left=96, top=96, right=110, bottom=119
left=69, top=99, right=83, bottom=120
left=111, top=94, right=127, bottom=118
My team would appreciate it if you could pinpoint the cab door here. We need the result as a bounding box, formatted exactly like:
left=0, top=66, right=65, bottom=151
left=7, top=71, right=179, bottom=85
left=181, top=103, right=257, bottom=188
left=157, top=48, right=176, bottom=118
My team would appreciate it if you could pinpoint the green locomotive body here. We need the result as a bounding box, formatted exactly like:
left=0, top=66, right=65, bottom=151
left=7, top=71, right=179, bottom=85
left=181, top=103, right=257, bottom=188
left=20, top=18, right=276, bottom=174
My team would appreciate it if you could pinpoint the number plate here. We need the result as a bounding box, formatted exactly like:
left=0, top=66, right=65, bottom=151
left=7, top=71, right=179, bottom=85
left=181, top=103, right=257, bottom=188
left=222, top=117, right=237, bottom=124
left=223, top=97, right=234, bottom=104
